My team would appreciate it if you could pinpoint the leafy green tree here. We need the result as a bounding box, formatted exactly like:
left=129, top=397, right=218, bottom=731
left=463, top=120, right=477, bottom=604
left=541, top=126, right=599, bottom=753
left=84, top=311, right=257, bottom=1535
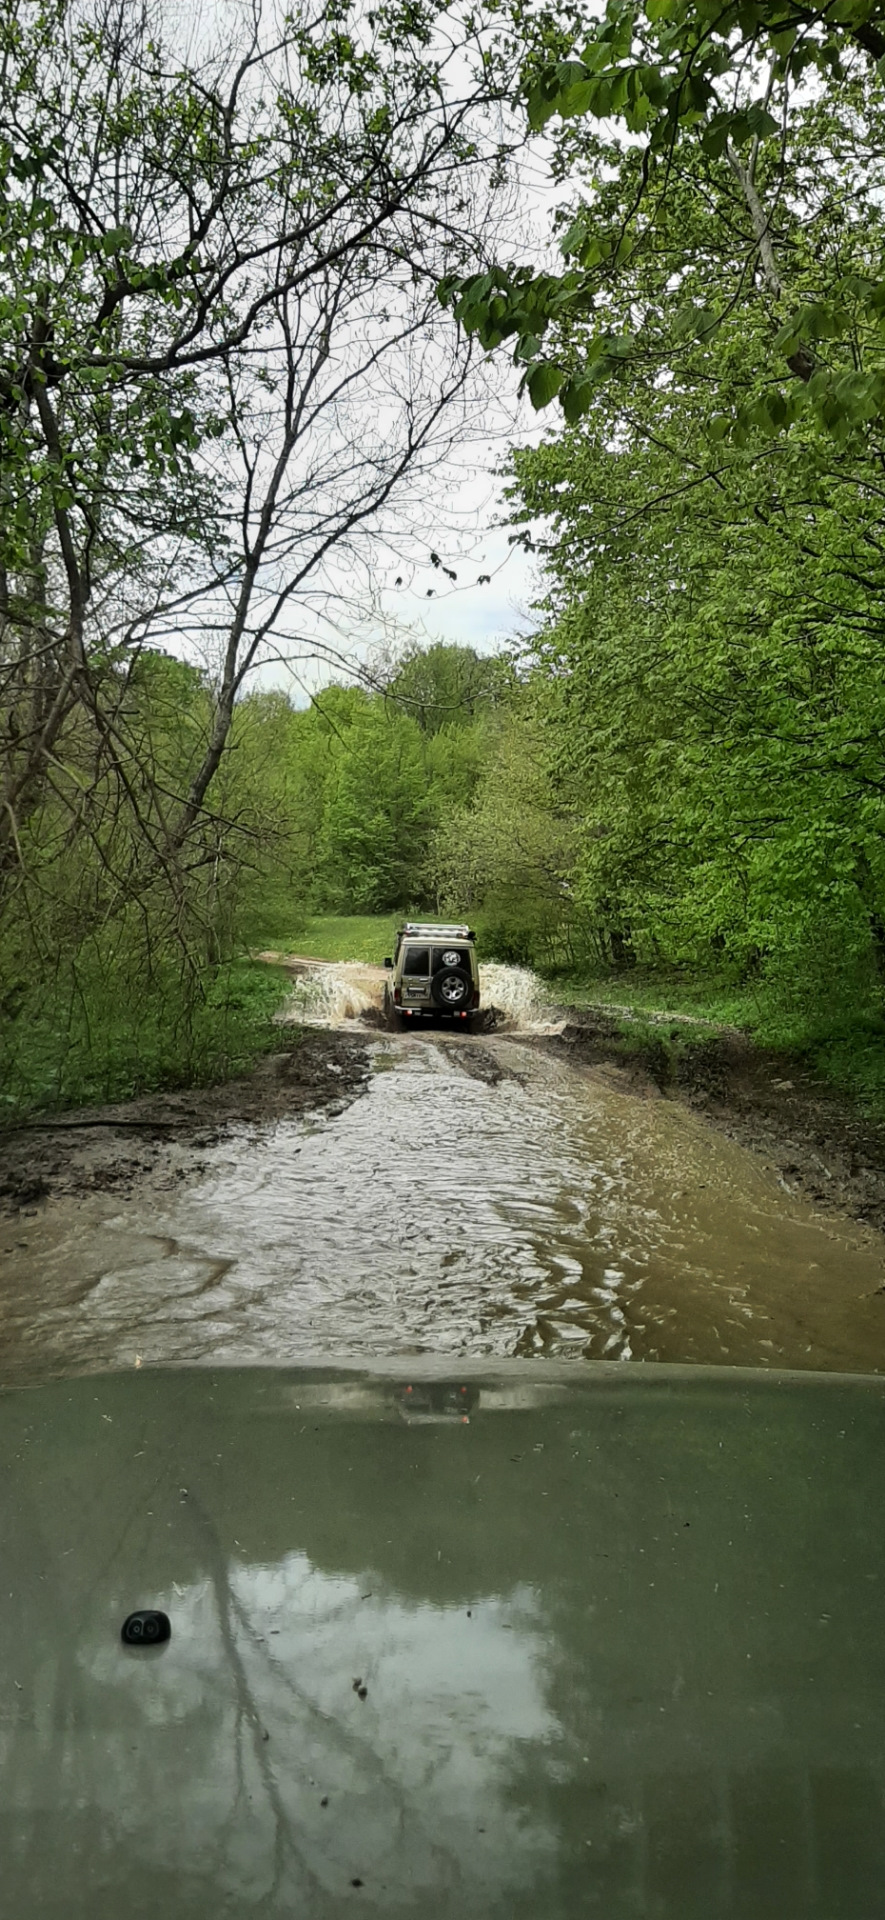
left=318, top=699, right=432, bottom=911
left=502, top=240, right=885, bottom=1003
left=0, top=0, right=520, bottom=1104
left=443, top=0, right=885, bottom=438
left=384, top=641, right=509, bottom=734
left=263, top=648, right=507, bottom=916
left=0, top=0, right=514, bottom=893
left=431, top=699, right=582, bottom=965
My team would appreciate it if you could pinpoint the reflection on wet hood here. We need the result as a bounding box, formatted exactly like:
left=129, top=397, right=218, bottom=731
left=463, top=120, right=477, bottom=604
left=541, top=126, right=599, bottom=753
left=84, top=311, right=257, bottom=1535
left=1, top=1363, right=885, bottom=1917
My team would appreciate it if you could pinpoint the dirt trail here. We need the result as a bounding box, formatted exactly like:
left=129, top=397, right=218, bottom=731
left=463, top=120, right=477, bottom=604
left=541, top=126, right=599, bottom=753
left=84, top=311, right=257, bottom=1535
left=3, top=956, right=885, bottom=1269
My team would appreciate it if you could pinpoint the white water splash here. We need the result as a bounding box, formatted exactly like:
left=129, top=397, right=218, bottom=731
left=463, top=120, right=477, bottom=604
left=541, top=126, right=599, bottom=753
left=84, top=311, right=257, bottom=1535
left=479, top=963, right=564, bottom=1034
left=279, top=963, right=376, bottom=1028
left=276, top=956, right=564, bottom=1035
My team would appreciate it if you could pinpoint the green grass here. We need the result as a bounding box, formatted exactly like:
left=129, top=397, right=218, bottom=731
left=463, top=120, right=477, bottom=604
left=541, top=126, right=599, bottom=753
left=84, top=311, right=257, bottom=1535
left=0, top=957, right=297, bottom=1120
left=293, top=914, right=402, bottom=964
left=550, top=964, right=885, bottom=1111
left=552, top=967, right=761, bottom=1033
left=3, top=910, right=415, bottom=1120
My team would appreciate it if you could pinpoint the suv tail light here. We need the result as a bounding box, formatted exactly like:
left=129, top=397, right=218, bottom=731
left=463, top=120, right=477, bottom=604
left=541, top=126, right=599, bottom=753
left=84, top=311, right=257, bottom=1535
left=393, top=985, right=402, bottom=1005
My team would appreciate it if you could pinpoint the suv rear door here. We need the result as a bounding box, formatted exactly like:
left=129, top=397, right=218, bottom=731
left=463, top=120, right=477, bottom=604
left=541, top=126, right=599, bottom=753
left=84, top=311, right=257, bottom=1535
left=400, top=944, right=431, bottom=1003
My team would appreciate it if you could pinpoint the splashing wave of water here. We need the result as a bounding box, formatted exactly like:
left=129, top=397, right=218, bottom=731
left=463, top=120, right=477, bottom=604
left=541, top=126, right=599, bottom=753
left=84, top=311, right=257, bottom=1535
left=279, top=964, right=375, bottom=1027
left=478, top=964, right=563, bottom=1034
left=277, top=958, right=563, bottom=1034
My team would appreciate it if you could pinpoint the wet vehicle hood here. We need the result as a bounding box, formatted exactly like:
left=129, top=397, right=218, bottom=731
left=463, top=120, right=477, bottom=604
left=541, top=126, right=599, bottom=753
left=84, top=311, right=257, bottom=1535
left=2, top=1359, right=884, bottom=1918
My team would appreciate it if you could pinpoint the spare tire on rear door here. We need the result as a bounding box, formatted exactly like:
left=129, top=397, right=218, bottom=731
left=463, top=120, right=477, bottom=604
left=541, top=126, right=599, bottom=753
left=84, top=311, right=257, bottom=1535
left=430, top=965, right=471, bottom=1011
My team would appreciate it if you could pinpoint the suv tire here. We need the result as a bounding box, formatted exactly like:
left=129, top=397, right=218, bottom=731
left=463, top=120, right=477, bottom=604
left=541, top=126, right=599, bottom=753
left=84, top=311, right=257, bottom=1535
left=430, top=965, right=471, bottom=1012
left=383, top=986, right=404, bottom=1031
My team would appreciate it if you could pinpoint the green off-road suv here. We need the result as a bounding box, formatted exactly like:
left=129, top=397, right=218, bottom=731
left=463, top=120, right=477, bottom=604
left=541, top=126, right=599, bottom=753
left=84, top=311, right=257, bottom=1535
left=383, top=922, right=480, bottom=1027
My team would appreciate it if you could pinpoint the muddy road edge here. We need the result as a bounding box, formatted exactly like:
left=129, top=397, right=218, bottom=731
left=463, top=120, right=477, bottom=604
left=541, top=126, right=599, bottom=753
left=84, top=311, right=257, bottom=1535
left=0, top=1029, right=373, bottom=1217
left=527, top=1011, right=885, bottom=1240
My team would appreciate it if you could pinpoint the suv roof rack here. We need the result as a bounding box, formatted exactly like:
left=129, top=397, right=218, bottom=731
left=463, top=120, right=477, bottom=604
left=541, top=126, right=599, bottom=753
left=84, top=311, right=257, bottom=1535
left=399, top=922, right=475, bottom=940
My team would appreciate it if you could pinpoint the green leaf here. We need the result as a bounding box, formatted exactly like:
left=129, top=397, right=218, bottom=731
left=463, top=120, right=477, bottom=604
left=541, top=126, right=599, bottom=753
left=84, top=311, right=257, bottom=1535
left=701, top=113, right=732, bottom=158
left=100, top=226, right=131, bottom=255
left=559, top=216, right=587, bottom=258
left=743, top=102, right=779, bottom=140
left=527, top=361, right=566, bottom=409
left=558, top=81, right=596, bottom=119
left=527, top=85, right=558, bottom=132
left=561, top=378, right=595, bottom=423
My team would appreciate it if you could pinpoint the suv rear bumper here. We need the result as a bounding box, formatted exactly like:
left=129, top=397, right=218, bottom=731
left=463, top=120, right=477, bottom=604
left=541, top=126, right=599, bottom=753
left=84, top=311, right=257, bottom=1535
left=399, top=1007, right=472, bottom=1020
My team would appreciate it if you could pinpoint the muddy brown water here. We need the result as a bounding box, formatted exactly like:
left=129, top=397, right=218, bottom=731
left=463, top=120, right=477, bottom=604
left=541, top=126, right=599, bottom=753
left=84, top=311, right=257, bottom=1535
left=2, top=1001, right=884, bottom=1385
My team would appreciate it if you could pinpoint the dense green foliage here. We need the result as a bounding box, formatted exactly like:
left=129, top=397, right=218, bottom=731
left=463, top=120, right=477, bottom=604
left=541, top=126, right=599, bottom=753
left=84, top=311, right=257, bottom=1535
left=440, top=44, right=885, bottom=1088
left=2, top=956, right=297, bottom=1116
left=275, top=644, right=508, bottom=915
left=434, top=28, right=885, bottom=1089
left=0, top=651, right=306, bottom=1112
left=445, top=0, right=885, bottom=438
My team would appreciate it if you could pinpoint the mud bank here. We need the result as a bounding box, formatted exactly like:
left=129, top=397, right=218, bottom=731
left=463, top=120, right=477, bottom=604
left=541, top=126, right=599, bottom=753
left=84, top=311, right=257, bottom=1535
left=0, top=1029, right=372, bottom=1217
left=534, top=1011, right=885, bottom=1240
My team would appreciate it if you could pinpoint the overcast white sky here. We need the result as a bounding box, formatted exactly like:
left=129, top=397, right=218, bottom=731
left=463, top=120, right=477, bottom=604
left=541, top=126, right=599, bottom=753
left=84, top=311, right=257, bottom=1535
left=379, top=460, right=541, bottom=653
left=250, top=293, right=556, bottom=706
left=168, top=0, right=565, bottom=704
left=242, top=377, right=547, bottom=705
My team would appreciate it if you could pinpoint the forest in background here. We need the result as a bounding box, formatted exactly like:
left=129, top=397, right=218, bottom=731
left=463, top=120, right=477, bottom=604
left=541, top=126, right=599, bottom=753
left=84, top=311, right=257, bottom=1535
left=0, top=639, right=515, bottom=1111
left=6, top=0, right=885, bottom=1114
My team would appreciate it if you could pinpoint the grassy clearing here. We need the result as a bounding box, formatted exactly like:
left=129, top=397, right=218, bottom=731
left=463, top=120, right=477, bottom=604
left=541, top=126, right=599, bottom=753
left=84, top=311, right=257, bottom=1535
left=294, top=914, right=401, bottom=964
left=552, top=968, right=760, bottom=1034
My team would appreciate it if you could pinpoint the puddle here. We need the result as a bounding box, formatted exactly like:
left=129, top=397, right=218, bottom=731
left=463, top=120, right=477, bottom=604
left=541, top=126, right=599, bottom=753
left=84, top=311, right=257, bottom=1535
left=1, top=1036, right=883, bottom=1384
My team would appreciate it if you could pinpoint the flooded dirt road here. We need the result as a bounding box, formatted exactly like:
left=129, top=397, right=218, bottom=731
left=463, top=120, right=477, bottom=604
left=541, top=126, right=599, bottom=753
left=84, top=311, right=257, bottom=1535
left=2, top=995, right=885, bottom=1384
